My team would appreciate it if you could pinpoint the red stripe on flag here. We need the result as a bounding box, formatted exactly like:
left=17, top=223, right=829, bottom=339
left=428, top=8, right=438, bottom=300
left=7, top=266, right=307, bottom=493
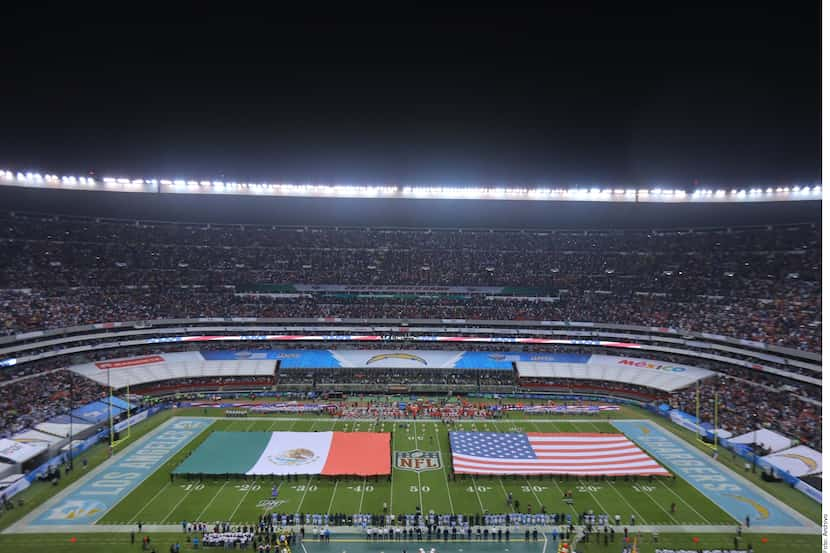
left=321, top=432, right=391, bottom=476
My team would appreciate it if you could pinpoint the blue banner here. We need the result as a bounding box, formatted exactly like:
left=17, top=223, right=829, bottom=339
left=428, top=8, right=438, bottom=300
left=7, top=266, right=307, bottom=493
left=200, top=349, right=590, bottom=370
left=71, top=401, right=123, bottom=424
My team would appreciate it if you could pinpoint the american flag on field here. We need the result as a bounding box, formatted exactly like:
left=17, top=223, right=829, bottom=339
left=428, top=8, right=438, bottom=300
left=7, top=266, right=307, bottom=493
left=449, top=432, right=670, bottom=476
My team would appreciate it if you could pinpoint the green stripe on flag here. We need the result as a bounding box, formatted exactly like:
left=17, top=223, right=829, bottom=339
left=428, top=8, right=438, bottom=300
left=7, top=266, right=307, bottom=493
left=172, top=432, right=273, bottom=475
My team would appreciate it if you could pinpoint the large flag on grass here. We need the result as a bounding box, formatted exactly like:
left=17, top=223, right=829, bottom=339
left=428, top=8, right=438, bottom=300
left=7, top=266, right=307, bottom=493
left=173, top=431, right=390, bottom=476
left=450, top=432, right=669, bottom=476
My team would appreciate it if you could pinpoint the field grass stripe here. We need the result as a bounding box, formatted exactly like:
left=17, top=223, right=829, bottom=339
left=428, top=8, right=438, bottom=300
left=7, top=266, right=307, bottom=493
left=631, top=480, right=681, bottom=524
left=296, top=476, right=315, bottom=514
left=127, top=482, right=171, bottom=524
left=411, top=422, right=425, bottom=512
left=657, top=479, right=712, bottom=524
left=470, top=476, right=486, bottom=513
left=161, top=481, right=197, bottom=523
left=584, top=417, right=691, bottom=525
left=432, top=422, right=455, bottom=515
left=228, top=482, right=254, bottom=521
left=575, top=477, right=611, bottom=516
left=358, top=477, right=367, bottom=513
left=389, top=436, right=394, bottom=514
left=607, top=480, right=646, bottom=522
left=528, top=419, right=578, bottom=514
left=195, top=480, right=229, bottom=521
left=326, top=479, right=339, bottom=516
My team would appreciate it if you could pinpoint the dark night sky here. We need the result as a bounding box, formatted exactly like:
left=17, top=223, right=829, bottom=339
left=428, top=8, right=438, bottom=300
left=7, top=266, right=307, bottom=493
left=0, top=6, right=820, bottom=188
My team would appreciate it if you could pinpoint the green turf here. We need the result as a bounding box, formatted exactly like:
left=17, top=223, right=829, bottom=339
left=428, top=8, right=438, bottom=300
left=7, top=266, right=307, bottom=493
left=98, top=417, right=737, bottom=526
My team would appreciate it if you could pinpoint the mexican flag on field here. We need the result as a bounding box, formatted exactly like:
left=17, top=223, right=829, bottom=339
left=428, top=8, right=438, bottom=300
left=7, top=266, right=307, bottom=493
left=174, top=431, right=391, bottom=476
left=247, top=431, right=390, bottom=475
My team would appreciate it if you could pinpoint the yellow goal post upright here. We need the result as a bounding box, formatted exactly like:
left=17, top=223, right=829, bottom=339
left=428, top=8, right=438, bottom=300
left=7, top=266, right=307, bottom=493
left=109, top=374, right=131, bottom=449
left=694, top=379, right=718, bottom=451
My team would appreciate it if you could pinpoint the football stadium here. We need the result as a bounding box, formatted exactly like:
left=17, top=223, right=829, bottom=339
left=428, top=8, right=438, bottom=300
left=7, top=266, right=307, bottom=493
left=0, top=10, right=823, bottom=553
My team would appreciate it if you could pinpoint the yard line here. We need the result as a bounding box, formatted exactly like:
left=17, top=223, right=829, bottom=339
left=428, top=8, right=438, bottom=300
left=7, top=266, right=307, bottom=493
left=296, top=417, right=334, bottom=515
left=296, top=476, right=315, bottom=514
left=607, top=480, right=645, bottom=522
left=326, top=479, right=340, bottom=516
left=522, top=478, right=544, bottom=509
left=657, top=479, right=711, bottom=524
left=470, top=476, right=486, bottom=513
left=196, top=480, right=229, bottom=521
left=389, top=431, right=394, bottom=514
left=627, top=479, right=680, bottom=524
left=411, top=422, right=425, bottom=512
left=127, top=482, right=171, bottom=523
left=586, top=418, right=685, bottom=524
left=484, top=420, right=531, bottom=511
left=527, top=419, right=578, bottom=514
left=577, top=477, right=613, bottom=516
left=432, top=422, right=455, bottom=515
left=161, top=482, right=197, bottom=523
left=358, top=477, right=368, bottom=513
left=228, top=482, right=254, bottom=521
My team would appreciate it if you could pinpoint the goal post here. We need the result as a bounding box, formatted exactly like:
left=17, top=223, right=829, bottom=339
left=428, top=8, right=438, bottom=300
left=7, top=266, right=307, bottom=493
left=694, top=380, right=719, bottom=451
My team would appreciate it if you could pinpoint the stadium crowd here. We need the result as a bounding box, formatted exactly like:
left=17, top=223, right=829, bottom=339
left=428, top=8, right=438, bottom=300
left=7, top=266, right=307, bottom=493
left=672, top=375, right=820, bottom=450
left=0, top=369, right=105, bottom=439
left=0, top=215, right=820, bottom=352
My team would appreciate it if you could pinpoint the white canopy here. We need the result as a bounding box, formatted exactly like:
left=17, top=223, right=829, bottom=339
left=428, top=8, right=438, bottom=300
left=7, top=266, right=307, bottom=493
left=730, top=428, right=794, bottom=453
left=0, top=438, right=47, bottom=464
left=11, top=429, right=65, bottom=447
left=69, top=351, right=276, bottom=389
left=762, top=445, right=822, bottom=477
left=516, top=354, right=714, bottom=392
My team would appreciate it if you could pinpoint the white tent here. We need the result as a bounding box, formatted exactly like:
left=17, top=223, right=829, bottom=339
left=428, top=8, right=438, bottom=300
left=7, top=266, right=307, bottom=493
left=762, top=445, right=822, bottom=477
left=0, top=438, right=47, bottom=464
left=730, top=428, right=793, bottom=453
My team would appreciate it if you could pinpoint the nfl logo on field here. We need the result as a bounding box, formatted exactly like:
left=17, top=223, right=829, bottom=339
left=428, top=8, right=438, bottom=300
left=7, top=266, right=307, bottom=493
left=395, top=450, right=441, bottom=473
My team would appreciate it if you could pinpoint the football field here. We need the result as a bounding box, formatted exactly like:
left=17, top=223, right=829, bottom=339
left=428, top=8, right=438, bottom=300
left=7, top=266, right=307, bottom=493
left=87, top=416, right=737, bottom=527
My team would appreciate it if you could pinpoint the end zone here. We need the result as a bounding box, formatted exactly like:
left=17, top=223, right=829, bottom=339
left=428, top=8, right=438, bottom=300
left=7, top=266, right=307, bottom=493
left=7, top=417, right=212, bottom=531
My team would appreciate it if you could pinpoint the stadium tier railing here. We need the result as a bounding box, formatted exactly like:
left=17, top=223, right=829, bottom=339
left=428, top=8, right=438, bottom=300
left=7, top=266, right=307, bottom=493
left=0, top=319, right=819, bottom=387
